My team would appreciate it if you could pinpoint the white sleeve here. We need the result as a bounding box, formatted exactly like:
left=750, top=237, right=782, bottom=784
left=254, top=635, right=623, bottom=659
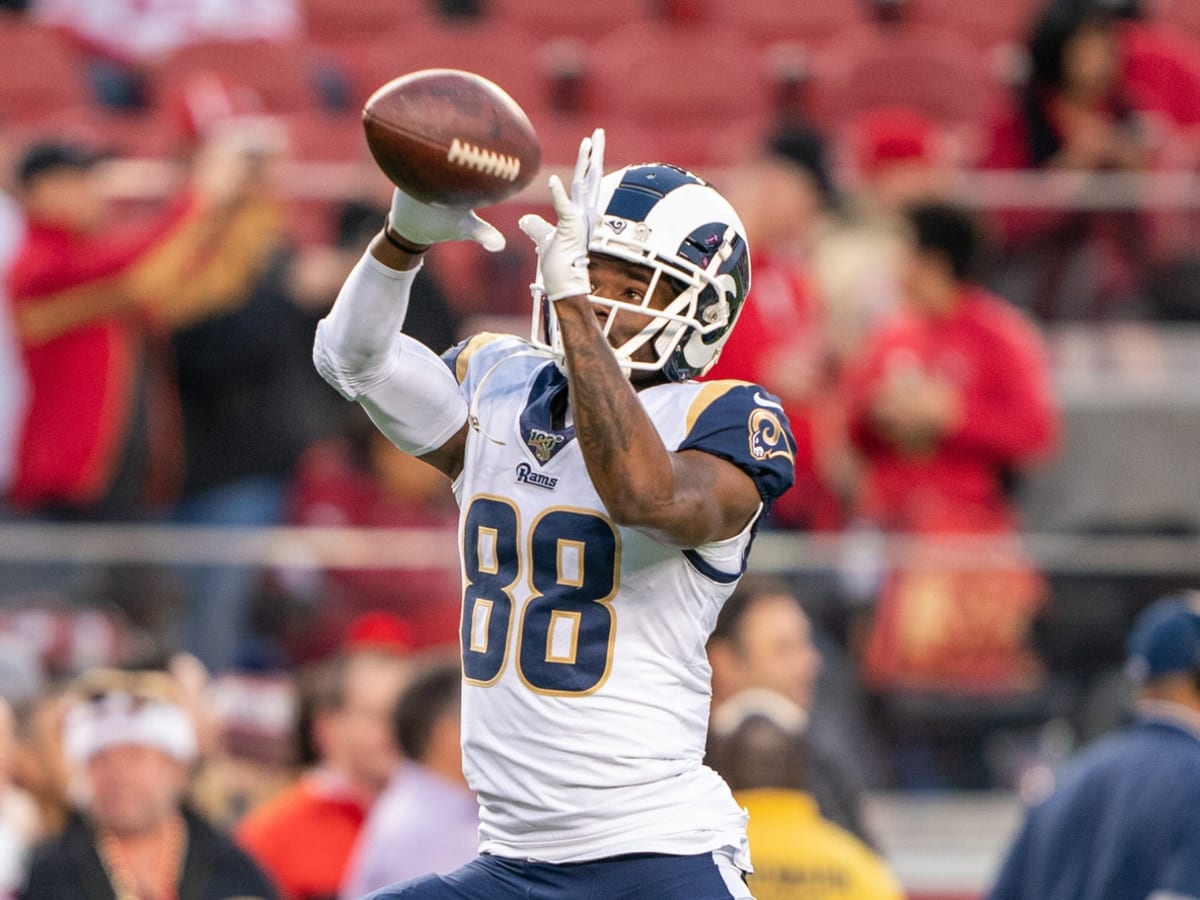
left=313, top=251, right=468, bottom=456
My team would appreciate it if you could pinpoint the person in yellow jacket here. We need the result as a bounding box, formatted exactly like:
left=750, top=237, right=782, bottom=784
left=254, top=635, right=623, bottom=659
left=708, top=689, right=906, bottom=900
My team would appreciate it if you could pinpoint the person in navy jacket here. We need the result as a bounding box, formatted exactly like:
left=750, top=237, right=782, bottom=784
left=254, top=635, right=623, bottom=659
left=989, top=592, right=1200, bottom=900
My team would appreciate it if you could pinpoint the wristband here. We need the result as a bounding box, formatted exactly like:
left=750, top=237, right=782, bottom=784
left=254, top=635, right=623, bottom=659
left=383, top=219, right=432, bottom=255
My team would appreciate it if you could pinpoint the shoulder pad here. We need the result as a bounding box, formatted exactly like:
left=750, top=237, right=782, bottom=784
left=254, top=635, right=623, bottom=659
left=679, top=381, right=796, bottom=504
left=442, top=332, right=521, bottom=385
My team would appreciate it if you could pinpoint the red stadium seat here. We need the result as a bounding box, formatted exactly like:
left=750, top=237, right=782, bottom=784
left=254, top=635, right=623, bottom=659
left=907, top=0, right=1042, bottom=50
left=588, top=20, right=768, bottom=122
left=631, top=111, right=776, bottom=176
left=584, top=18, right=770, bottom=169
left=703, top=114, right=777, bottom=168
left=533, top=114, right=661, bottom=169
left=0, top=20, right=90, bottom=122
left=302, top=0, right=425, bottom=42
left=154, top=39, right=320, bottom=114
left=279, top=109, right=368, bottom=163
left=812, top=23, right=994, bottom=134
left=336, top=19, right=547, bottom=116
left=487, top=0, right=647, bottom=41
left=708, top=0, right=871, bottom=48
left=15, top=106, right=182, bottom=159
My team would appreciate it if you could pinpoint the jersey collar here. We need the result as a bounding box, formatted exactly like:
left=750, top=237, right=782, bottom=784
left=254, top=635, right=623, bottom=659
left=519, top=362, right=575, bottom=467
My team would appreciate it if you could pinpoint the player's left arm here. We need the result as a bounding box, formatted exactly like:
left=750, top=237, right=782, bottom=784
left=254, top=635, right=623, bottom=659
left=555, top=295, right=763, bottom=547
left=313, top=190, right=503, bottom=480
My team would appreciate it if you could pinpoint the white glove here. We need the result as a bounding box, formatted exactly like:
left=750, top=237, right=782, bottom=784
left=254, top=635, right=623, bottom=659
left=388, top=188, right=505, bottom=252
left=518, top=128, right=606, bottom=301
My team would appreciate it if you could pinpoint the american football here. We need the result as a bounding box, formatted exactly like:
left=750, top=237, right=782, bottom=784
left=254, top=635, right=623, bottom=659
left=362, top=68, right=541, bottom=207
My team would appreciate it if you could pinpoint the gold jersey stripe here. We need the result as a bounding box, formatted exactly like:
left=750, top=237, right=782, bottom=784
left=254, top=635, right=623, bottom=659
left=455, top=332, right=512, bottom=384
left=684, top=380, right=753, bottom=434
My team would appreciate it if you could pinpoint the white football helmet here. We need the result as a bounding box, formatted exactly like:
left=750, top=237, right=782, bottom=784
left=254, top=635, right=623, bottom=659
left=529, top=163, right=751, bottom=382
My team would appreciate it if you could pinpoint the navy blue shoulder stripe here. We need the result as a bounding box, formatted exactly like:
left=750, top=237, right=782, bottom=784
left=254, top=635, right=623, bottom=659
left=681, top=548, right=742, bottom=584
left=605, top=164, right=707, bottom=222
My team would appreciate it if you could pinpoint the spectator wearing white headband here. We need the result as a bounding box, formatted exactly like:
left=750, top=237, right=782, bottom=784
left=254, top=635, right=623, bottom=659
left=19, top=668, right=278, bottom=900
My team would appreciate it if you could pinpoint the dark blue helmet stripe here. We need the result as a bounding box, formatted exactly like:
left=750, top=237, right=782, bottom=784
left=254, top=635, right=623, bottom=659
left=606, top=184, right=664, bottom=221
left=604, top=164, right=707, bottom=222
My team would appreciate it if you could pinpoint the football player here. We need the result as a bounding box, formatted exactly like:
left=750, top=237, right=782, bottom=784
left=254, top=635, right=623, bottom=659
left=315, top=130, right=796, bottom=899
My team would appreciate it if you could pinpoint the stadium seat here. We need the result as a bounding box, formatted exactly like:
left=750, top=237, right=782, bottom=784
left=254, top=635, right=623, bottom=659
left=585, top=20, right=770, bottom=158
left=154, top=39, right=321, bottom=114
left=0, top=20, right=90, bottom=122
left=279, top=109, right=368, bottom=164
left=534, top=113, right=660, bottom=169
left=14, top=106, right=182, bottom=159
left=708, top=0, right=871, bottom=48
left=703, top=114, right=780, bottom=169
left=336, top=18, right=548, bottom=115
left=302, top=0, right=425, bottom=42
left=907, top=0, right=1041, bottom=50
left=811, top=23, right=994, bottom=134
left=588, top=20, right=768, bottom=122
left=487, top=0, right=647, bottom=41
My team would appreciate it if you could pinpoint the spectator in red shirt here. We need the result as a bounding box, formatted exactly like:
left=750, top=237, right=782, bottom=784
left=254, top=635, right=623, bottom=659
left=5, top=135, right=278, bottom=521
left=7, top=141, right=181, bottom=519
left=236, top=622, right=412, bottom=900
left=845, top=203, right=1058, bottom=534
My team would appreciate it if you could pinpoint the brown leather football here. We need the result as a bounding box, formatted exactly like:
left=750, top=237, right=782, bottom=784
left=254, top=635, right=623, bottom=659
left=362, top=69, right=541, bottom=207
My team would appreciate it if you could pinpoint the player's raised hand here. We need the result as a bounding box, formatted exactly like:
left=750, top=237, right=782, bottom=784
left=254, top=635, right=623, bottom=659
left=571, top=128, right=605, bottom=240
left=387, top=188, right=506, bottom=253
left=518, top=129, right=605, bottom=301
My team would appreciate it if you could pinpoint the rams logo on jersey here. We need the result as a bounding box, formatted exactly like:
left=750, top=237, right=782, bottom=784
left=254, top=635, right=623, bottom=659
left=527, top=429, right=565, bottom=463
left=515, top=463, right=558, bottom=490
left=748, top=409, right=794, bottom=463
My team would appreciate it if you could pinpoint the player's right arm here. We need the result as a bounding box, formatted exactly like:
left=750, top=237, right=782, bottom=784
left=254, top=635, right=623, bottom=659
left=519, top=134, right=776, bottom=547
left=312, top=190, right=504, bottom=480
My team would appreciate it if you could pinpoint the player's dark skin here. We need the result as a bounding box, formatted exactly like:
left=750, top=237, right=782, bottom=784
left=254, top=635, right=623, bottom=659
left=368, top=232, right=763, bottom=549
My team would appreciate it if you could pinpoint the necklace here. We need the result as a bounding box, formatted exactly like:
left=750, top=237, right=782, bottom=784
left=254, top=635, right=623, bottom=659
left=96, top=813, right=186, bottom=900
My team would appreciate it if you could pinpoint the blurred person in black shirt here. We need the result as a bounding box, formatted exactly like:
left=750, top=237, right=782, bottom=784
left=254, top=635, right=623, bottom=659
left=20, top=668, right=277, bottom=900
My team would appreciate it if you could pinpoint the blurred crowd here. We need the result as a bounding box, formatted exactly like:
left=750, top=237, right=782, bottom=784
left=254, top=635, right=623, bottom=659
left=0, top=612, right=462, bottom=899
left=0, top=594, right=901, bottom=898
left=0, top=590, right=1186, bottom=898
left=1, top=0, right=1200, bottom=894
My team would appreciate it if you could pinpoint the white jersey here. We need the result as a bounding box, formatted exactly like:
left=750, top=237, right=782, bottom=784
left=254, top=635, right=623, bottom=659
left=444, top=334, right=796, bottom=865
